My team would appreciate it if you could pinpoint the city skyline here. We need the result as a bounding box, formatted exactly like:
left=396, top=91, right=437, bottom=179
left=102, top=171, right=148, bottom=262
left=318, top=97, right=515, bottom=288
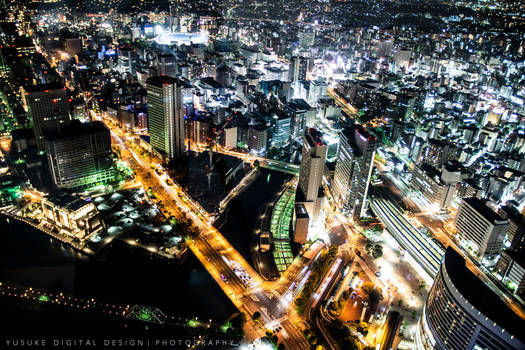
left=0, top=0, right=524, bottom=349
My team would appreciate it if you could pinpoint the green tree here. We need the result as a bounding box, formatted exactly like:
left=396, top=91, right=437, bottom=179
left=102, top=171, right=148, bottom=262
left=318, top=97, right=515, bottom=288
left=230, top=313, right=246, bottom=329
left=363, top=282, right=383, bottom=304
left=356, top=322, right=369, bottom=336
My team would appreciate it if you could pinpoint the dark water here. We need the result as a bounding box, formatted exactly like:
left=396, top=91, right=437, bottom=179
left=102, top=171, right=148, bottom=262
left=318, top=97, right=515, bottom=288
left=0, top=168, right=291, bottom=327
left=215, top=168, right=293, bottom=266
left=0, top=216, right=235, bottom=322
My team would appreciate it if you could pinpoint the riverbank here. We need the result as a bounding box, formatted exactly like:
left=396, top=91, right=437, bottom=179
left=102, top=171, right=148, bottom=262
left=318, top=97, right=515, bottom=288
left=0, top=215, right=236, bottom=322
left=214, top=168, right=293, bottom=269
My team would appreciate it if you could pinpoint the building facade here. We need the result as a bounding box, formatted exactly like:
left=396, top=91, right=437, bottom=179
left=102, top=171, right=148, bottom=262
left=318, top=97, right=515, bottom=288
left=416, top=248, right=524, bottom=350
left=454, top=197, right=508, bottom=262
left=156, top=54, right=178, bottom=78
left=146, top=76, right=186, bottom=160
left=271, top=113, right=291, bottom=147
left=410, top=163, right=460, bottom=210
left=298, top=128, right=327, bottom=202
left=41, top=190, right=104, bottom=239
left=332, top=125, right=376, bottom=218
left=247, top=124, right=268, bottom=153
left=496, top=250, right=525, bottom=295
left=22, top=83, right=70, bottom=151
left=45, top=121, right=115, bottom=189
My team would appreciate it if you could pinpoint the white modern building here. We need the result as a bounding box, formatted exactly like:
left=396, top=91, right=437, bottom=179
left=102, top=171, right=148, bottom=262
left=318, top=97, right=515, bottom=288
left=41, top=191, right=104, bottom=239
left=332, top=125, right=376, bottom=219
left=416, top=248, right=524, bottom=350
left=146, top=76, right=186, bottom=160
left=454, top=197, right=508, bottom=263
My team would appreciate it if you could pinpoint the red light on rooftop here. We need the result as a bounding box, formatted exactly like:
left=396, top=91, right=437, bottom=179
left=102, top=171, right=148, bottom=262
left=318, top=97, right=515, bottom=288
left=44, top=90, right=49, bottom=93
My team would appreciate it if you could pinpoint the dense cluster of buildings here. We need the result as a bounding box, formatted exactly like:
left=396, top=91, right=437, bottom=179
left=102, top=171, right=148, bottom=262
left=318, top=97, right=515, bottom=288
left=0, top=0, right=524, bottom=348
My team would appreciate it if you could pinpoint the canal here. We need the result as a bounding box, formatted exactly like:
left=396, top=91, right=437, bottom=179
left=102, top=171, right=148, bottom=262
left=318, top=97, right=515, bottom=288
left=215, top=168, right=294, bottom=267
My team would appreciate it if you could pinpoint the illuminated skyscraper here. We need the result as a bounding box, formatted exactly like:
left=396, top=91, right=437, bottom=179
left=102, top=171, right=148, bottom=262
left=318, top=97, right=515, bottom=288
left=117, top=47, right=138, bottom=75
left=146, top=76, right=186, bottom=160
left=156, top=54, right=178, bottom=78
left=332, top=125, right=376, bottom=219
left=454, top=197, right=508, bottom=263
left=45, top=121, right=115, bottom=189
left=296, top=128, right=327, bottom=224
left=298, top=128, right=327, bottom=202
left=21, top=83, right=70, bottom=152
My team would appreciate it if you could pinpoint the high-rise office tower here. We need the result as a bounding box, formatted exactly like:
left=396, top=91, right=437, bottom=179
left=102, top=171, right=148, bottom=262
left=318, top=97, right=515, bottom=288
left=146, top=76, right=186, bottom=160
left=21, top=83, right=70, bottom=152
left=332, top=125, right=376, bottom=219
left=416, top=247, right=524, bottom=350
left=410, top=163, right=461, bottom=210
left=288, top=57, right=300, bottom=82
left=117, top=47, right=138, bottom=75
left=454, top=197, right=508, bottom=263
left=45, top=121, right=115, bottom=189
left=271, top=113, right=291, bottom=147
left=298, top=128, right=327, bottom=202
left=288, top=56, right=309, bottom=82
left=297, top=128, right=326, bottom=225
left=156, top=54, right=178, bottom=78
left=422, top=138, right=455, bottom=168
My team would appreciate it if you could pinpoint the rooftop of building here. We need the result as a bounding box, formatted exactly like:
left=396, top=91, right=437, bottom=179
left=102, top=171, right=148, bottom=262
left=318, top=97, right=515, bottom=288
left=342, top=124, right=375, bottom=143
left=462, top=197, right=507, bottom=224
left=428, top=138, right=450, bottom=147
left=146, top=75, right=182, bottom=87
left=200, top=77, right=223, bottom=89
left=499, top=205, right=525, bottom=226
left=443, top=160, right=463, bottom=172
left=504, top=249, right=525, bottom=269
left=44, top=120, right=108, bottom=141
left=272, top=111, right=291, bottom=121
left=23, top=82, right=66, bottom=93
left=10, top=128, right=34, bottom=140
left=157, top=53, right=176, bottom=58
left=463, top=177, right=483, bottom=189
left=305, top=128, right=325, bottom=146
left=287, top=98, right=312, bottom=111
left=294, top=203, right=309, bottom=218
left=249, top=122, right=269, bottom=131
left=443, top=247, right=525, bottom=342
left=419, top=163, right=441, bottom=179
left=44, top=190, right=91, bottom=211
